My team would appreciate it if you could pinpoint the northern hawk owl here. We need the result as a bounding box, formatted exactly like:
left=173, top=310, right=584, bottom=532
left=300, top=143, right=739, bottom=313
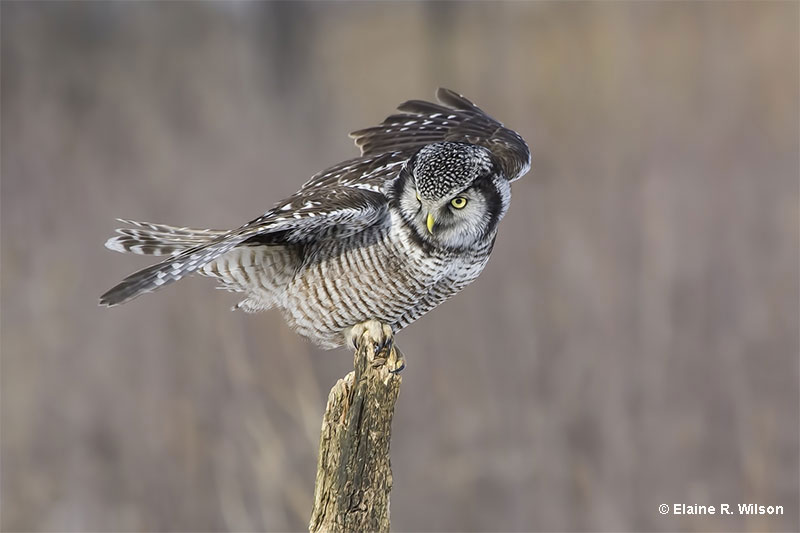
left=101, top=89, right=530, bottom=353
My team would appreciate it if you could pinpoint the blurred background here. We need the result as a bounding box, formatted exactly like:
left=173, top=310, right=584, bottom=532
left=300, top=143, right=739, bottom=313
left=2, top=2, right=798, bottom=532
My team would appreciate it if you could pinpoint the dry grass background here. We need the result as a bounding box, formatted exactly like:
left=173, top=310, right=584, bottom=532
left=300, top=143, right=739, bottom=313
left=1, top=2, right=798, bottom=532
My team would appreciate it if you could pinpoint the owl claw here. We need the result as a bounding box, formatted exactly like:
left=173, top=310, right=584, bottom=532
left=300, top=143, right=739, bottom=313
left=388, top=345, right=406, bottom=373
left=371, top=346, right=405, bottom=373
left=345, top=319, right=394, bottom=353
left=377, top=335, right=393, bottom=355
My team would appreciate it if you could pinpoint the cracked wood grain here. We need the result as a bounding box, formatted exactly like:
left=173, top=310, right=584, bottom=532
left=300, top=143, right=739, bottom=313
left=309, top=341, right=402, bottom=533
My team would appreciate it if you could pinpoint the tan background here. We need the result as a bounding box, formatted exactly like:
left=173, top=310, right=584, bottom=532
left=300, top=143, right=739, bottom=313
left=2, top=2, right=798, bottom=532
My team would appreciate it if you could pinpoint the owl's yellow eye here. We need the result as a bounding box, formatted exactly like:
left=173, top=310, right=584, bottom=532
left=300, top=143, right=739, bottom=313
left=450, top=197, right=468, bottom=209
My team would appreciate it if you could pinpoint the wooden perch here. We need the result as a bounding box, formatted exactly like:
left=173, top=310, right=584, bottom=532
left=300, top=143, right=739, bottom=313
left=309, top=337, right=403, bottom=533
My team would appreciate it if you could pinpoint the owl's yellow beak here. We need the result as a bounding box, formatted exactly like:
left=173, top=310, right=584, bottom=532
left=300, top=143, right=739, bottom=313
left=426, top=213, right=435, bottom=234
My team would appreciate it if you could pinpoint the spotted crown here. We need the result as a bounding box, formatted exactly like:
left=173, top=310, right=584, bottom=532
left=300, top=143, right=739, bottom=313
left=412, top=142, right=494, bottom=201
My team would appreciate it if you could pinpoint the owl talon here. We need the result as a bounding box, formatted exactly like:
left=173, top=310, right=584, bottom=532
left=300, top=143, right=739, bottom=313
left=387, top=346, right=406, bottom=373
left=369, top=348, right=404, bottom=373
left=345, top=319, right=394, bottom=354
left=376, top=336, right=393, bottom=356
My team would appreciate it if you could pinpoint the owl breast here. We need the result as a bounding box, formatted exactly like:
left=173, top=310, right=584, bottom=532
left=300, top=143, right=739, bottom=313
left=280, top=211, right=492, bottom=349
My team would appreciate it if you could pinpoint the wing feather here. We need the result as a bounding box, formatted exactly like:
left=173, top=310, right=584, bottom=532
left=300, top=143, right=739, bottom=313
left=350, top=88, right=531, bottom=181
left=100, top=188, right=389, bottom=306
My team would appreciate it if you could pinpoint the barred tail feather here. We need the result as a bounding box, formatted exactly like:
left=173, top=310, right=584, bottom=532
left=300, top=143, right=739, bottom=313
left=99, top=238, right=243, bottom=307
left=100, top=219, right=243, bottom=306
left=104, top=219, right=228, bottom=256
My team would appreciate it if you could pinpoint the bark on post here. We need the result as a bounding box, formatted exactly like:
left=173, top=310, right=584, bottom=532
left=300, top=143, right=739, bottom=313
left=309, top=339, right=403, bottom=533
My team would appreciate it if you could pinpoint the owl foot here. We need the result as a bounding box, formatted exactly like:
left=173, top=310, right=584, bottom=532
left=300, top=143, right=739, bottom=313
left=346, top=319, right=393, bottom=352
left=345, top=320, right=405, bottom=373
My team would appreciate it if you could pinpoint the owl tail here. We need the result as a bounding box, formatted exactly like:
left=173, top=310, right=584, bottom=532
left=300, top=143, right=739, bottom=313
left=100, top=219, right=241, bottom=306
left=104, top=219, right=228, bottom=256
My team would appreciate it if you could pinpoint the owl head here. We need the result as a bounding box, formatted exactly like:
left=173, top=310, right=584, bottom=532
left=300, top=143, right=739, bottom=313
left=391, top=142, right=511, bottom=251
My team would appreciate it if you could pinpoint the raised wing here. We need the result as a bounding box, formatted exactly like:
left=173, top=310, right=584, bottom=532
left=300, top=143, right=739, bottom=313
left=350, top=88, right=531, bottom=181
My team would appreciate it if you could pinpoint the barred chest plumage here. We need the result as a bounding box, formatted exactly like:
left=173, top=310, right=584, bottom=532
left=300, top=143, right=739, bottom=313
left=280, top=210, right=495, bottom=349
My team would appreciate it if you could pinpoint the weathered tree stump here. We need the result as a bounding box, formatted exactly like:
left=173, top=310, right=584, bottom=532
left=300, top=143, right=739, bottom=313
left=309, top=338, right=403, bottom=533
